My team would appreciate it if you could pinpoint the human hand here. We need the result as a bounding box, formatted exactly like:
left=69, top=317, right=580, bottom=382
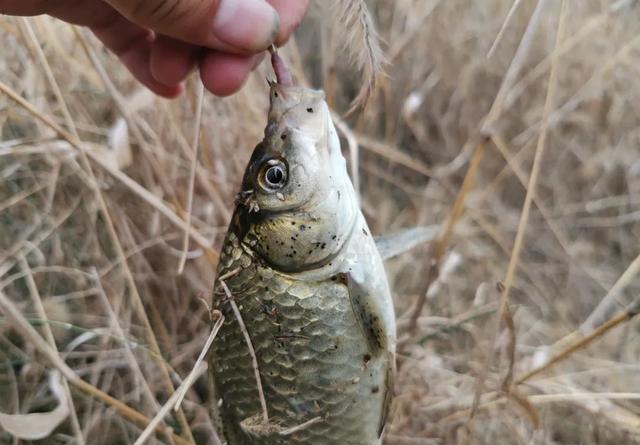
left=1, top=0, right=309, bottom=97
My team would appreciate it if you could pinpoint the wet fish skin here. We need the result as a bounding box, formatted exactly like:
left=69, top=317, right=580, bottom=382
left=209, top=83, right=396, bottom=445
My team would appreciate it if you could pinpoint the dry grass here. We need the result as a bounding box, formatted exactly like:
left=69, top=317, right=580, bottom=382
left=1, top=1, right=640, bottom=444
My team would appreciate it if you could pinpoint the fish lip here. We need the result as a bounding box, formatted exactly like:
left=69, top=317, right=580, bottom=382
left=268, top=84, right=327, bottom=123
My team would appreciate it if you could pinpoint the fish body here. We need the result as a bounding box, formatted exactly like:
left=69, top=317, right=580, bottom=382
left=209, top=84, right=396, bottom=445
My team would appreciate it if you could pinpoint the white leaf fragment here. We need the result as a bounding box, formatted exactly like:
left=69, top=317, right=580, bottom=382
left=108, top=117, right=132, bottom=169
left=0, top=371, right=69, bottom=440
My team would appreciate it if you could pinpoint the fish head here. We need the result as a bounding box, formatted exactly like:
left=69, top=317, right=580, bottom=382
left=235, top=83, right=358, bottom=272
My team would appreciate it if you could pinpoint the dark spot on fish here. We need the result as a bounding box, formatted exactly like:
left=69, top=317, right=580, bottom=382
left=333, top=273, right=348, bottom=285
left=362, top=228, right=369, bottom=236
left=306, top=107, right=313, bottom=113
left=363, top=354, right=371, bottom=364
left=371, top=386, right=380, bottom=394
left=321, top=243, right=326, bottom=249
left=297, top=183, right=301, bottom=188
left=291, top=236, right=296, bottom=241
left=281, top=133, right=287, bottom=140
left=299, top=224, right=306, bottom=231
left=308, top=250, right=313, bottom=255
left=331, top=235, right=337, bottom=240
left=291, top=221, right=296, bottom=225
left=274, top=92, right=278, bottom=97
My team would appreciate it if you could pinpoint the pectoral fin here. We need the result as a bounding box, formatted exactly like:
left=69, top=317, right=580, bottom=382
left=374, top=226, right=439, bottom=261
left=345, top=273, right=389, bottom=354
left=378, top=354, right=394, bottom=437
left=344, top=272, right=396, bottom=437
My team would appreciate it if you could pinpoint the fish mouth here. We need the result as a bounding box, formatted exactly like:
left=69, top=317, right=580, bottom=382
left=267, top=84, right=327, bottom=126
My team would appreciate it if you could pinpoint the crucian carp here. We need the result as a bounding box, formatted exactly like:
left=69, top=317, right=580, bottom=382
left=209, top=79, right=396, bottom=445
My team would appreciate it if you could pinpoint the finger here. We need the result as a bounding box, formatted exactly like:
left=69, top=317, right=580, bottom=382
left=3, top=0, right=121, bottom=28
left=92, top=15, right=183, bottom=97
left=199, top=51, right=255, bottom=97
left=104, top=0, right=280, bottom=53
left=120, top=41, right=184, bottom=98
left=0, top=0, right=49, bottom=15
left=266, top=0, right=310, bottom=46
left=252, top=52, right=266, bottom=70
left=150, top=36, right=200, bottom=86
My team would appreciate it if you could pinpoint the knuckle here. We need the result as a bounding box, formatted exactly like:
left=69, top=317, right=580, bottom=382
left=123, top=0, right=210, bottom=32
left=127, top=0, right=177, bottom=26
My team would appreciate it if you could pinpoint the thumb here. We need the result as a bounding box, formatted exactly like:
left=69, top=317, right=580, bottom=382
left=104, top=0, right=280, bottom=52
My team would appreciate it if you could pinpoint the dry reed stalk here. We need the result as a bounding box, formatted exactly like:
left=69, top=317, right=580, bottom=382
left=405, top=139, right=487, bottom=340
left=483, top=0, right=549, bottom=131
left=351, top=131, right=432, bottom=178
left=487, top=0, right=525, bottom=59
left=517, top=300, right=640, bottom=385
left=132, top=362, right=208, bottom=445
left=513, top=32, right=640, bottom=147
left=4, top=26, right=197, bottom=438
left=0, top=201, right=79, bottom=277
left=4, top=47, right=195, bottom=439
left=218, top=278, right=270, bottom=424
left=0, top=79, right=213, bottom=251
left=134, top=312, right=224, bottom=445
left=581, top=252, right=640, bottom=334
left=278, top=416, right=323, bottom=436
left=91, top=269, right=167, bottom=419
left=489, top=133, right=607, bottom=291
left=463, top=2, right=566, bottom=442
left=440, top=296, right=640, bottom=431
left=18, top=257, right=85, bottom=445
left=0, top=289, right=193, bottom=445
left=178, top=82, right=205, bottom=274
left=502, top=4, right=618, bottom=110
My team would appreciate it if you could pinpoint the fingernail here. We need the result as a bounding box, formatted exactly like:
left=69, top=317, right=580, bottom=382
left=213, top=0, right=280, bottom=52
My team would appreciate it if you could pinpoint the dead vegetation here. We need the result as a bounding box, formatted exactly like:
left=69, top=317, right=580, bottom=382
left=1, top=0, right=640, bottom=444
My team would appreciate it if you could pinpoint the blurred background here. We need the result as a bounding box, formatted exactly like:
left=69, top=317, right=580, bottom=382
left=1, top=0, right=640, bottom=443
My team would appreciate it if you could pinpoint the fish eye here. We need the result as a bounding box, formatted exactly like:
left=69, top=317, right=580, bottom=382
left=259, top=159, right=288, bottom=190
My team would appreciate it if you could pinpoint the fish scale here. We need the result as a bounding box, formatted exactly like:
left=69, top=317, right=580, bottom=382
left=211, top=235, right=386, bottom=445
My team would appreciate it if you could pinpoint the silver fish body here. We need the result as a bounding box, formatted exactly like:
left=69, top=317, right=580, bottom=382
left=209, top=84, right=396, bottom=445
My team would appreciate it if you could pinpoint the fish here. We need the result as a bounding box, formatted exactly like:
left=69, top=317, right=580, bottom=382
left=208, top=81, right=396, bottom=445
